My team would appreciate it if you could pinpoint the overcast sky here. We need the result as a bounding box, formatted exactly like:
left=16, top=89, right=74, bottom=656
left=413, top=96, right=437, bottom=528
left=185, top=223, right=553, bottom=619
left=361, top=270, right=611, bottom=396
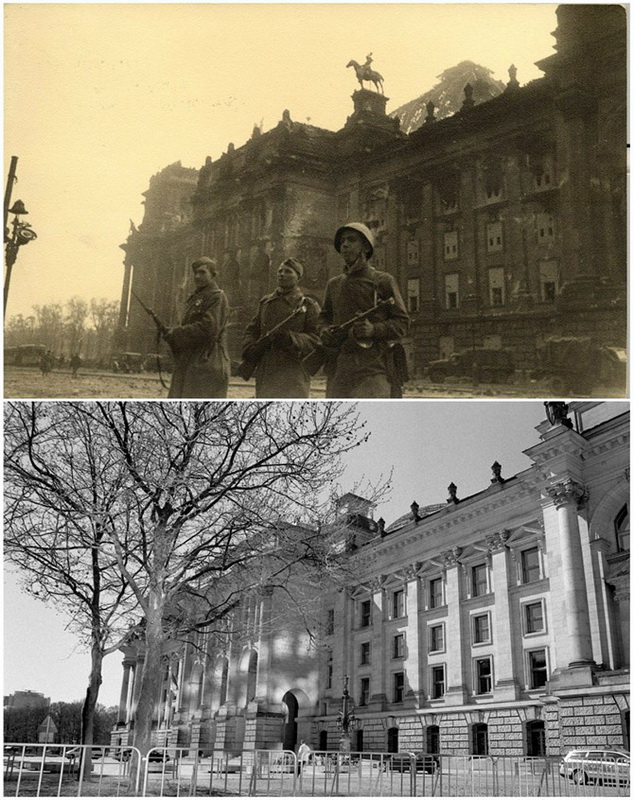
left=4, top=2, right=558, bottom=320
left=5, top=399, right=556, bottom=708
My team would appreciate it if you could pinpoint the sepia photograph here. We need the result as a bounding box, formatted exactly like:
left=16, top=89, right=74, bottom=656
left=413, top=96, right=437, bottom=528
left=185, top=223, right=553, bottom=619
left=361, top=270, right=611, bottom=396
left=3, top=3, right=627, bottom=400
left=3, top=400, right=630, bottom=794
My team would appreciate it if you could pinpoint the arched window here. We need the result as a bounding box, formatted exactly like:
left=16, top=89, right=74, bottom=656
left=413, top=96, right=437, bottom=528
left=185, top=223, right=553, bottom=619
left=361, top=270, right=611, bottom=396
left=471, top=723, right=488, bottom=756
left=282, top=692, right=299, bottom=752
left=526, top=720, right=546, bottom=756
left=615, top=505, right=629, bottom=552
left=387, top=727, right=399, bottom=753
left=426, top=725, right=440, bottom=754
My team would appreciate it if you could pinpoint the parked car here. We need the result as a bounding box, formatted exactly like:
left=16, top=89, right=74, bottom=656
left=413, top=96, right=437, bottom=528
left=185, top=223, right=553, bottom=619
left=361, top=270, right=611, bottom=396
left=64, top=746, right=106, bottom=760
left=559, top=748, right=630, bottom=786
left=427, top=348, right=515, bottom=384
left=117, top=748, right=171, bottom=763
left=387, top=752, right=439, bottom=774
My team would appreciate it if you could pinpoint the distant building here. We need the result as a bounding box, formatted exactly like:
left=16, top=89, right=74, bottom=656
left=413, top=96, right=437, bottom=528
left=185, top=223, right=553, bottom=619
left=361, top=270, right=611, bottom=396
left=118, top=5, right=626, bottom=392
left=4, top=690, right=50, bottom=711
left=112, top=402, right=629, bottom=757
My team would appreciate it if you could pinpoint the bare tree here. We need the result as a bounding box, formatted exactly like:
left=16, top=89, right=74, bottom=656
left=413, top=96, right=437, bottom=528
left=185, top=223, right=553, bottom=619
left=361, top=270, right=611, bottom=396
left=89, top=298, right=119, bottom=364
left=4, top=401, right=382, bottom=772
left=4, top=402, right=141, bottom=775
left=65, top=296, right=88, bottom=357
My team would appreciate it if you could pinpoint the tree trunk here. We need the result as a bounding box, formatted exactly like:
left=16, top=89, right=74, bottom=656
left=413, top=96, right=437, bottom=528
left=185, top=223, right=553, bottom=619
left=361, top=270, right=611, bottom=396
left=79, top=641, right=103, bottom=781
left=130, top=600, right=165, bottom=785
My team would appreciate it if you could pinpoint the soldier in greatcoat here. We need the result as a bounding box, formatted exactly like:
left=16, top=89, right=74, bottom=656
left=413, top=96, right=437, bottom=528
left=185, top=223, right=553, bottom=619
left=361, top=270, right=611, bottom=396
left=163, top=257, right=230, bottom=398
left=318, top=222, right=409, bottom=398
left=241, top=257, right=319, bottom=398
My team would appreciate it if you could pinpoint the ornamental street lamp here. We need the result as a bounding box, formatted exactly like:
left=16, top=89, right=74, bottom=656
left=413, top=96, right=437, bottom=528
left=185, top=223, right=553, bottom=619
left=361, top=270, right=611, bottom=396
left=336, top=675, right=358, bottom=752
left=4, top=199, right=37, bottom=316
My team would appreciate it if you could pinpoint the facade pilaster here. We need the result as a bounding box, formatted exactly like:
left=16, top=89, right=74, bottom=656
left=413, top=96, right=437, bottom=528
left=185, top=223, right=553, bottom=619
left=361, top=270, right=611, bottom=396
left=443, top=550, right=467, bottom=704
left=401, top=567, right=420, bottom=705
left=488, top=531, right=518, bottom=699
left=371, top=578, right=387, bottom=707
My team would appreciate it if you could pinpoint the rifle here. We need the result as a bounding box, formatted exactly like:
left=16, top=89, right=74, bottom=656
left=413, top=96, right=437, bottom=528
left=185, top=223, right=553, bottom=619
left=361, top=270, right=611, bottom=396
left=132, top=290, right=168, bottom=336
left=131, top=291, right=170, bottom=389
left=303, top=297, right=395, bottom=376
left=236, top=298, right=308, bottom=381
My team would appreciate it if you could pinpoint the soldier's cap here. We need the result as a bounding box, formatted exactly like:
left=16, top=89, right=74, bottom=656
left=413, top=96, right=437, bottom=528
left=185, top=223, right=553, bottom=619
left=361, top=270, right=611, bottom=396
left=191, top=256, right=216, bottom=271
left=334, top=222, right=375, bottom=258
left=280, top=257, right=304, bottom=277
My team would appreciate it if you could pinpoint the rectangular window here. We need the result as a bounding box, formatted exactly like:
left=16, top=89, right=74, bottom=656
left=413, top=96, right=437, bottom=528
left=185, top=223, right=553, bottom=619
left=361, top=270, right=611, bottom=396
left=360, top=642, right=371, bottom=665
left=429, top=577, right=443, bottom=609
left=471, top=564, right=488, bottom=597
left=475, top=657, right=492, bottom=694
left=393, top=633, right=405, bottom=659
left=444, top=231, right=459, bottom=260
left=407, top=278, right=421, bottom=313
left=407, top=240, right=420, bottom=266
left=431, top=665, right=445, bottom=699
left=392, top=589, right=405, bottom=619
left=488, top=267, right=505, bottom=306
left=326, top=659, right=333, bottom=690
left=445, top=273, right=459, bottom=309
left=359, top=677, right=370, bottom=706
left=528, top=650, right=548, bottom=688
left=360, top=599, right=372, bottom=628
left=393, top=672, right=405, bottom=703
left=473, top=613, right=491, bottom=644
left=537, top=213, right=555, bottom=242
left=325, top=609, right=334, bottom=636
left=429, top=624, right=445, bottom=653
left=539, top=260, right=558, bottom=302
left=486, top=221, right=504, bottom=253
left=524, top=601, right=545, bottom=634
left=521, top=547, right=541, bottom=584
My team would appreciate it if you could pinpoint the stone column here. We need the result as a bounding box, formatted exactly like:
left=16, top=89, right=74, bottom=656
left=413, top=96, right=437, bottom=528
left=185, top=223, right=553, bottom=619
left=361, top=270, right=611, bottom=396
left=545, top=479, right=594, bottom=669
left=117, top=658, right=134, bottom=726
left=443, top=549, right=467, bottom=704
left=255, top=586, right=274, bottom=702
left=487, top=531, right=518, bottom=699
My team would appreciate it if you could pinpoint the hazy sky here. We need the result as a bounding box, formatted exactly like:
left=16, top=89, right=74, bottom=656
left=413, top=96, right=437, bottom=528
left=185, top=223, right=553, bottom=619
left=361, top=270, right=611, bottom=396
left=4, top=2, right=558, bottom=320
left=5, top=399, right=557, bottom=708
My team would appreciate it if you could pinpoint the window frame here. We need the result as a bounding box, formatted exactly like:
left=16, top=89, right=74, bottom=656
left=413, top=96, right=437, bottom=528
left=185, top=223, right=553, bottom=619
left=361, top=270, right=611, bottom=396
left=359, top=676, right=370, bottom=706
left=520, top=546, right=542, bottom=584
left=430, top=664, right=446, bottom=700
left=360, top=598, right=372, bottom=629
left=471, top=563, right=489, bottom=598
left=393, top=671, right=405, bottom=704
left=474, top=656, right=493, bottom=695
left=472, top=611, right=492, bottom=646
left=526, top=647, right=549, bottom=690
left=360, top=641, right=371, bottom=666
left=429, top=622, right=446, bottom=654
left=392, top=588, right=406, bottom=619
left=393, top=633, right=405, bottom=659
left=522, top=598, right=547, bottom=636
left=428, top=576, right=444, bottom=609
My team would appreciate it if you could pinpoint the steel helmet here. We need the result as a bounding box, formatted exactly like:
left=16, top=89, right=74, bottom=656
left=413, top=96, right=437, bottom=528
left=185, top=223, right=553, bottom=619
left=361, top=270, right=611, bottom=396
left=334, top=222, right=375, bottom=258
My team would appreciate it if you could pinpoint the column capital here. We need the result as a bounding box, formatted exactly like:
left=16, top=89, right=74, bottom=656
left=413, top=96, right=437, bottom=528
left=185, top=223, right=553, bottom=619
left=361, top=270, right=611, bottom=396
left=486, top=530, right=510, bottom=554
left=545, top=478, right=588, bottom=508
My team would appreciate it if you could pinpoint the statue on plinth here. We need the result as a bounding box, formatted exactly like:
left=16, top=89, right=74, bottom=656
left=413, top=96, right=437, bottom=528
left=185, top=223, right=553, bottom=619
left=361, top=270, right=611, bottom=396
left=346, top=53, right=384, bottom=94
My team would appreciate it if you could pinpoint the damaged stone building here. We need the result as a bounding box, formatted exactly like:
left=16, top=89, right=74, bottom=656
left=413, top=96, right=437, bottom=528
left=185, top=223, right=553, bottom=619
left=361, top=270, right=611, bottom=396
left=111, top=402, right=629, bottom=757
left=118, top=4, right=626, bottom=381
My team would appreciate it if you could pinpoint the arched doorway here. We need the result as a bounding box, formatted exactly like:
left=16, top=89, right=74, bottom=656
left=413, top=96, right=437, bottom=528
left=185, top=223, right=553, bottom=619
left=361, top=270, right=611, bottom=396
left=526, top=720, right=545, bottom=756
left=471, top=723, right=488, bottom=755
left=282, top=692, right=299, bottom=752
left=387, top=727, right=399, bottom=753
left=426, top=724, right=440, bottom=754
left=319, top=730, right=328, bottom=752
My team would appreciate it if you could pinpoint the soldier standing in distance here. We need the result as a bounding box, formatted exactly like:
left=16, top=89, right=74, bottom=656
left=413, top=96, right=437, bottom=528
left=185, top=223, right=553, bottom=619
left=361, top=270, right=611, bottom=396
left=163, top=257, right=230, bottom=398
left=241, top=257, right=320, bottom=398
left=318, top=222, right=409, bottom=398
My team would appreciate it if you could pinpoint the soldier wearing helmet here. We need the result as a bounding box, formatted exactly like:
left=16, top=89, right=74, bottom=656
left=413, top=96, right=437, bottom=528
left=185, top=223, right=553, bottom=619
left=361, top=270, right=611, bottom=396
left=162, top=256, right=230, bottom=397
left=317, top=222, right=409, bottom=398
left=241, top=257, right=320, bottom=398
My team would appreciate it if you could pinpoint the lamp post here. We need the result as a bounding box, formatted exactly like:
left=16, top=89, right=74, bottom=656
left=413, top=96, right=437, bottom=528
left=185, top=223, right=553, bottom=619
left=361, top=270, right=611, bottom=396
left=4, top=156, right=37, bottom=317
left=336, top=675, right=358, bottom=753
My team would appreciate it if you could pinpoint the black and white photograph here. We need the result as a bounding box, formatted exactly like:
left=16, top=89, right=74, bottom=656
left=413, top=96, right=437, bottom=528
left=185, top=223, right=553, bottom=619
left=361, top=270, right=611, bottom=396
left=2, top=3, right=630, bottom=799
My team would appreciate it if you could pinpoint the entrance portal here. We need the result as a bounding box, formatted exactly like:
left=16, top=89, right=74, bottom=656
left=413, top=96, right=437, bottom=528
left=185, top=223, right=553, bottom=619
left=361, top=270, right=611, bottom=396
left=282, top=692, right=298, bottom=752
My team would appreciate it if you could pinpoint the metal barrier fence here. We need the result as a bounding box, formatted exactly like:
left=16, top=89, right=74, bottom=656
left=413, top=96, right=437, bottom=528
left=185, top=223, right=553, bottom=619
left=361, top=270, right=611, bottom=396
left=4, top=744, right=631, bottom=797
